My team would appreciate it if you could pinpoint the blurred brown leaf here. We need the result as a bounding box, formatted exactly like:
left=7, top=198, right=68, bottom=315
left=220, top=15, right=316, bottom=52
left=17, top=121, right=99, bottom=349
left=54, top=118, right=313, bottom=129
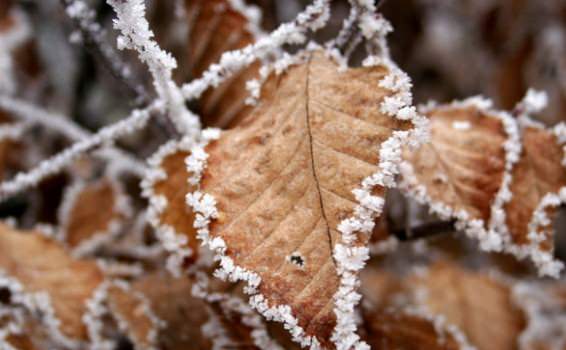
left=0, top=223, right=104, bottom=342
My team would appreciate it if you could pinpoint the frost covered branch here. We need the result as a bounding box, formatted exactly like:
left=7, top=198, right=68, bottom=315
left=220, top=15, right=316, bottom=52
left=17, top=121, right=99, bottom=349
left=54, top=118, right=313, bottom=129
left=0, top=101, right=158, bottom=199
left=0, top=95, right=147, bottom=176
left=106, top=0, right=200, bottom=137
left=61, top=0, right=148, bottom=104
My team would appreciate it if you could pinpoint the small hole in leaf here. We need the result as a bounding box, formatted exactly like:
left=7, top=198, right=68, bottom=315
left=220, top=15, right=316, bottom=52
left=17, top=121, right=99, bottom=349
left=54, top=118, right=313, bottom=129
left=288, top=252, right=305, bottom=268
left=0, top=288, right=11, bottom=304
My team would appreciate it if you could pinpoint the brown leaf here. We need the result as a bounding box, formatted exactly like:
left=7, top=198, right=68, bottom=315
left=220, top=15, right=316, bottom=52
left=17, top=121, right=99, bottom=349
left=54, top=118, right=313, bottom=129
left=192, top=50, right=415, bottom=347
left=0, top=223, right=104, bottom=343
left=402, top=102, right=507, bottom=223
left=412, top=263, right=524, bottom=350
left=401, top=99, right=566, bottom=275
left=109, top=272, right=211, bottom=350
left=185, top=0, right=261, bottom=127
left=142, top=140, right=200, bottom=271
left=60, top=178, right=130, bottom=255
left=364, top=311, right=461, bottom=350
left=512, top=281, right=566, bottom=350
left=505, top=126, right=566, bottom=250
left=359, top=264, right=464, bottom=350
left=106, top=282, right=161, bottom=350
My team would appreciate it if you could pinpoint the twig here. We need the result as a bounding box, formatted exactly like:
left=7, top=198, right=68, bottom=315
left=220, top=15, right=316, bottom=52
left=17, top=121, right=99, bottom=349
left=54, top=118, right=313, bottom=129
left=0, top=95, right=148, bottom=176
left=392, top=220, right=456, bottom=241
left=180, top=0, right=331, bottom=102
left=60, top=0, right=149, bottom=105
left=106, top=0, right=201, bottom=137
left=0, top=101, right=160, bottom=199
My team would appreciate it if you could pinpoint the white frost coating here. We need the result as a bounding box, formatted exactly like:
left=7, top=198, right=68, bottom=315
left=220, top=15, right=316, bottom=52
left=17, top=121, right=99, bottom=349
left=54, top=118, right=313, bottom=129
left=400, top=96, right=564, bottom=276
left=512, top=282, right=566, bottom=350
left=186, top=152, right=321, bottom=348
left=328, top=6, right=428, bottom=348
left=109, top=280, right=164, bottom=350
left=141, top=129, right=220, bottom=277
left=83, top=281, right=116, bottom=350
left=106, top=0, right=200, bottom=137
left=226, top=0, right=265, bottom=39
left=0, top=102, right=157, bottom=199
left=141, top=138, right=197, bottom=277
left=0, top=122, right=27, bottom=141
left=0, top=96, right=147, bottom=176
left=0, top=8, right=30, bottom=95
left=96, top=260, right=144, bottom=279
left=192, top=272, right=284, bottom=350
left=369, top=236, right=399, bottom=255
left=518, top=89, right=549, bottom=116
left=58, top=178, right=132, bottom=257
left=181, top=0, right=331, bottom=101
left=403, top=307, right=476, bottom=350
left=245, top=51, right=309, bottom=106
left=0, top=270, right=83, bottom=349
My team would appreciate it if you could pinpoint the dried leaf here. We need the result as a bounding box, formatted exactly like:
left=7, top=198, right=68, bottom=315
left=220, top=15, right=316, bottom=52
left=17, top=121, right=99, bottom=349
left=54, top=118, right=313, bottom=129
left=59, top=178, right=130, bottom=256
left=190, top=50, right=420, bottom=347
left=142, top=140, right=200, bottom=272
left=364, top=311, right=461, bottom=350
left=106, top=282, right=161, bottom=350
left=401, top=98, right=566, bottom=276
left=413, top=263, right=524, bottom=350
left=110, top=272, right=211, bottom=350
left=512, top=281, right=566, bottom=350
left=504, top=126, right=566, bottom=250
left=402, top=101, right=508, bottom=226
left=185, top=0, right=262, bottom=127
left=0, top=223, right=104, bottom=343
left=360, top=264, right=466, bottom=350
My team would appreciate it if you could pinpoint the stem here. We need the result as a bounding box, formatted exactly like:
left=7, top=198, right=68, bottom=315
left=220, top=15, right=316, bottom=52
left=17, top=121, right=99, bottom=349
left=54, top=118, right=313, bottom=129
left=392, top=220, right=456, bottom=241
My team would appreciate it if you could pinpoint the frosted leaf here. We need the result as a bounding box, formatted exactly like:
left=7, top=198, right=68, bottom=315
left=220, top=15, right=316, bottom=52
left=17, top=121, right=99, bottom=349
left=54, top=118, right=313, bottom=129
left=0, top=223, right=104, bottom=343
left=187, top=50, right=424, bottom=348
left=185, top=0, right=263, bottom=127
left=400, top=99, right=565, bottom=276
left=503, top=125, right=566, bottom=276
left=410, top=263, right=523, bottom=350
left=59, top=178, right=131, bottom=256
left=141, top=139, right=200, bottom=274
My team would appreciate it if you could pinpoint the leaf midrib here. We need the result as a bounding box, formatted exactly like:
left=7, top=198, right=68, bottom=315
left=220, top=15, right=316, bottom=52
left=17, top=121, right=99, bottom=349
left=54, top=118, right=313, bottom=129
left=304, top=56, right=337, bottom=267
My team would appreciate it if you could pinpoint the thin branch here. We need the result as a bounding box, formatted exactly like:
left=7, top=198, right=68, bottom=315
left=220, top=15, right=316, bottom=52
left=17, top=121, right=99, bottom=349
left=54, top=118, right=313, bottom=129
left=0, top=101, right=159, bottom=199
left=180, top=0, right=332, bottom=102
left=392, top=220, right=456, bottom=241
left=60, top=0, right=149, bottom=105
left=0, top=95, right=148, bottom=176
left=106, top=0, right=200, bottom=137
